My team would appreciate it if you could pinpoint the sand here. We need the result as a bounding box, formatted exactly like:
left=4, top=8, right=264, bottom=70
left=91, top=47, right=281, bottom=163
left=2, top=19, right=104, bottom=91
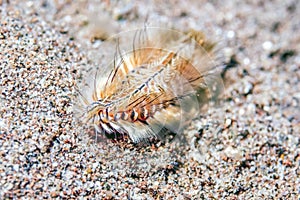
left=0, top=0, right=299, bottom=199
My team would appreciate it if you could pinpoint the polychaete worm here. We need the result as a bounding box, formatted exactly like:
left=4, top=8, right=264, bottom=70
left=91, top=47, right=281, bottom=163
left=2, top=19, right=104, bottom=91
left=76, top=27, right=224, bottom=143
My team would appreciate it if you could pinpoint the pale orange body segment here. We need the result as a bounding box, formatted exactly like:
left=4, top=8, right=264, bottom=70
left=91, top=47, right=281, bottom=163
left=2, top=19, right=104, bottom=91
left=79, top=28, right=223, bottom=142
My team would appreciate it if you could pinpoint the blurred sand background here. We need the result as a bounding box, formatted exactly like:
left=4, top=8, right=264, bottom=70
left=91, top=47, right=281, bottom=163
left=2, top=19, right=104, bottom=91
left=0, top=0, right=299, bottom=199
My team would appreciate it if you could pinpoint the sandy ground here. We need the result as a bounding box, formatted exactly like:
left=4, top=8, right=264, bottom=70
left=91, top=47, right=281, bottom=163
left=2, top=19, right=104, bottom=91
left=0, top=0, right=300, bottom=199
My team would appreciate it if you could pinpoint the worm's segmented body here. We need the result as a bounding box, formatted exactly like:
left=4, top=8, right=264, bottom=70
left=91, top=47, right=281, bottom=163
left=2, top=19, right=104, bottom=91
left=78, top=28, right=223, bottom=143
